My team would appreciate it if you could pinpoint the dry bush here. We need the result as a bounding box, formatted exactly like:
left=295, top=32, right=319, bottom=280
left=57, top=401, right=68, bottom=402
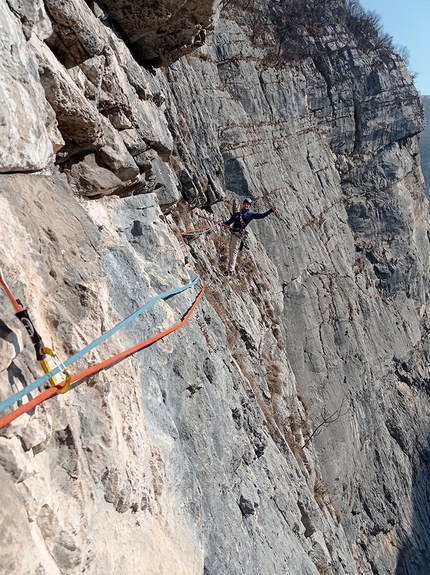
left=203, top=285, right=228, bottom=323
left=178, top=114, right=189, bottom=138
left=285, top=431, right=304, bottom=464
left=202, top=283, right=240, bottom=351
left=260, top=359, right=307, bottom=466
left=234, top=351, right=310, bottom=469
left=226, top=323, right=239, bottom=350
left=261, top=51, right=285, bottom=69
left=314, top=473, right=328, bottom=509
left=230, top=248, right=272, bottom=294
left=283, top=412, right=307, bottom=467
left=315, top=561, right=331, bottom=575
left=212, top=230, right=230, bottom=265
left=230, top=0, right=395, bottom=64
left=260, top=352, right=313, bottom=466
left=344, top=0, right=394, bottom=50
left=264, top=303, right=278, bottom=323
left=330, top=502, right=342, bottom=524
left=169, top=152, right=182, bottom=174
left=303, top=398, right=349, bottom=448
left=262, top=351, right=284, bottom=395
left=272, top=324, right=283, bottom=348
left=230, top=252, right=259, bottom=293
left=171, top=200, right=193, bottom=229
left=251, top=21, right=266, bottom=43
left=234, top=352, right=282, bottom=440
left=288, top=412, right=300, bottom=436
left=313, top=472, right=342, bottom=526
left=296, top=387, right=312, bottom=439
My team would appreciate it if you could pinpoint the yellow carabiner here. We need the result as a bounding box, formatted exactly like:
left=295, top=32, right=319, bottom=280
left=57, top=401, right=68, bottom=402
left=40, top=346, right=72, bottom=392
left=57, top=369, right=71, bottom=394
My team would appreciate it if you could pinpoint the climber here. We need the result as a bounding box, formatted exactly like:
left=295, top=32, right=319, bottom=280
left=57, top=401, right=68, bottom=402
left=222, top=198, right=276, bottom=275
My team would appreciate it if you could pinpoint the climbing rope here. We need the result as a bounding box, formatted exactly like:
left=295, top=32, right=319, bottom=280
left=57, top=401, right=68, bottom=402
left=183, top=211, right=234, bottom=265
left=0, top=275, right=201, bottom=414
left=0, top=286, right=204, bottom=430
left=178, top=223, right=219, bottom=263
left=180, top=226, right=218, bottom=237
left=0, top=267, right=61, bottom=387
left=0, top=268, right=22, bottom=313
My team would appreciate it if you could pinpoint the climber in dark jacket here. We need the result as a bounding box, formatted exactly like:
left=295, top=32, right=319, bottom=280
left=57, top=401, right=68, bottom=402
left=222, top=198, right=276, bottom=275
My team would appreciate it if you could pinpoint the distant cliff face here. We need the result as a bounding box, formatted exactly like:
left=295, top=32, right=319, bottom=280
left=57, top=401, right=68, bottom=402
left=0, top=2, right=429, bottom=575
left=167, top=3, right=430, bottom=573
left=420, top=95, right=430, bottom=198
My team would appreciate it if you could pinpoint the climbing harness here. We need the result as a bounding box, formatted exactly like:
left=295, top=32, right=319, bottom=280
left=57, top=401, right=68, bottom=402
left=0, top=267, right=68, bottom=388
left=0, top=285, right=204, bottom=430
left=238, top=211, right=247, bottom=230
left=0, top=275, right=202, bottom=418
left=190, top=211, right=251, bottom=263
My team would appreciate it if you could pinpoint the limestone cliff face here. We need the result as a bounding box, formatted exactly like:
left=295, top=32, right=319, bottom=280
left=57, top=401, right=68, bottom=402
left=420, top=95, right=430, bottom=198
left=0, top=1, right=429, bottom=575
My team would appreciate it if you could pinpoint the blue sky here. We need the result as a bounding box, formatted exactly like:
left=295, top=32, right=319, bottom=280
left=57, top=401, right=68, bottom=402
left=359, top=0, right=430, bottom=95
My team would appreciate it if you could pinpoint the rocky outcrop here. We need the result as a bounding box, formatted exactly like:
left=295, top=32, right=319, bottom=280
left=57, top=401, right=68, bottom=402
left=0, top=0, right=60, bottom=172
left=0, top=1, right=429, bottom=575
left=100, top=0, right=223, bottom=68
left=164, top=7, right=430, bottom=572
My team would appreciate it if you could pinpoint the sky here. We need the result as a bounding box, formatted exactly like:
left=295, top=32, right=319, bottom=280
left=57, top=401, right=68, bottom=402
left=358, top=0, right=430, bottom=95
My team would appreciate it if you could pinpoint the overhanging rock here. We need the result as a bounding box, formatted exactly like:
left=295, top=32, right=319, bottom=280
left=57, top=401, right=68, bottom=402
left=101, top=0, right=223, bottom=68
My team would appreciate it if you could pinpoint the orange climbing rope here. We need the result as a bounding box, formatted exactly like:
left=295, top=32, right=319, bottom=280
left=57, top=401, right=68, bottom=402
left=0, top=267, right=60, bottom=386
left=179, top=223, right=219, bottom=262
left=0, top=287, right=204, bottom=430
left=0, top=269, right=24, bottom=313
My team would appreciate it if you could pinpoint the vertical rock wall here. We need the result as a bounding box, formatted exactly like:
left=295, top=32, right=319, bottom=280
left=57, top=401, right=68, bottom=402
left=0, top=1, right=429, bottom=574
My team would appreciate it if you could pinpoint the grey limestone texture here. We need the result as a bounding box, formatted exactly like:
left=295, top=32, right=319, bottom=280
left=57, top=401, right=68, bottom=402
left=0, top=1, right=429, bottom=574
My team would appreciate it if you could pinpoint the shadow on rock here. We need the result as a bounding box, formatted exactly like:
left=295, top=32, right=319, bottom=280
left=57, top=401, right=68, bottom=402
left=395, top=449, right=430, bottom=575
